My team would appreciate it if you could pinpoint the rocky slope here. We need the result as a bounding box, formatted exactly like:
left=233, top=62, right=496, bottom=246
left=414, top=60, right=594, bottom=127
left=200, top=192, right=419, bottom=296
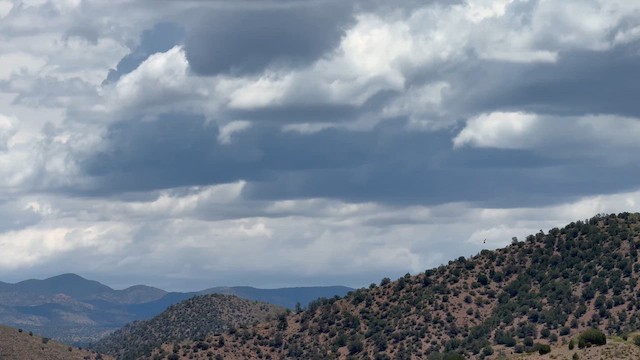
left=0, top=323, right=113, bottom=360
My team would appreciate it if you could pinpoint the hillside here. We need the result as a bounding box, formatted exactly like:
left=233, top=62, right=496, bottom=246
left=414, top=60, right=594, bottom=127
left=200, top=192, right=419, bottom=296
left=91, top=294, right=285, bottom=359
left=0, top=273, right=351, bottom=345
left=200, top=286, right=353, bottom=309
left=0, top=323, right=113, bottom=360
left=147, top=213, right=640, bottom=359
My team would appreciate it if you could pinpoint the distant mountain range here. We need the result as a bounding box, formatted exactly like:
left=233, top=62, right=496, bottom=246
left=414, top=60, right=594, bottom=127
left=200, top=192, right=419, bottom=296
left=0, top=273, right=352, bottom=345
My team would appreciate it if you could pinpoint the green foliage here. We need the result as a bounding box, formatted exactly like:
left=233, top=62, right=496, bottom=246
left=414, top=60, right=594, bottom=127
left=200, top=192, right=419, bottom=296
left=534, top=343, right=551, bottom=355
left=442, top=352, right=465, bottom=360
left=347, top=337, right=364, bottom=354
left=577, top=328, right=606, bottom=347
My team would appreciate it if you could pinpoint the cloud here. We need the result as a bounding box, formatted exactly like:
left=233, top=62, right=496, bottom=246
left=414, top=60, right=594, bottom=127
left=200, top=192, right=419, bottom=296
left=103, top=22, right=185, bottom=85
left=454, top=112, right=640, bottom=156
left=453, top=111, right=538, bottom=149
left=2, top=0, right=640, bottom=289
left=184, top=1, right=355, bottom=76
left=217, top=121, right=251, bottom=145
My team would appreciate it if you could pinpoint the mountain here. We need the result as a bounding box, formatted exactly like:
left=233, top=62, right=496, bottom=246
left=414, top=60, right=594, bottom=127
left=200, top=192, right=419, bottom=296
left=145, top=212, right=640, bottom=359
left=91, top=294, right=284, bottom=360
left=0, top=273, right=352, bottom=345
left=0, top=323, right=114, bottom=360
left=0, top=273, right=167, bottom=306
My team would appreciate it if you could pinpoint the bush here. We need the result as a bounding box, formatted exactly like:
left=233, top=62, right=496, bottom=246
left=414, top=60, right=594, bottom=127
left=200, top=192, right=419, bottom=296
left=568, top=339, right=575, bottom=350
left=534, top=343, right=551, bottom=355
left=578, top=328, right=606, bottom=347
left=442, top=353, right=465, bottom=360
left=482, top=346, right=493, bottom=356
left=348, top=338, right=363, bottom=354
left=633, top=335, right=640, bottom=346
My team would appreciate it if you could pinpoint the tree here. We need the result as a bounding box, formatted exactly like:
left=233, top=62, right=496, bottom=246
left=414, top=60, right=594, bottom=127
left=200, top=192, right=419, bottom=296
left=578, top=328, right=606, bottom=347
left=277, top=313, right=288, bottom=331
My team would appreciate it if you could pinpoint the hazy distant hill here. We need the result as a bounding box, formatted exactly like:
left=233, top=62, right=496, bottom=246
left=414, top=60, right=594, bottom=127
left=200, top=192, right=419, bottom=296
left=91, top=294, right=284, bottom=360
left=146, top=213, right=640, bottom=359
left=0, top=323, right=113, bottom=360
left=0, top=274, right=352, bottom=345
left=0, top=273, right=167, bottom=306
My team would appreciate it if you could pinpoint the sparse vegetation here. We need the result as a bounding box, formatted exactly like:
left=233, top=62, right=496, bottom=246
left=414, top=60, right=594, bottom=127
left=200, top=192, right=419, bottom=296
left=91, top=294, right=283, bottom=360
left=134, top=213, right=640, bottom=359
left=0, top=324, right=111, bottom=360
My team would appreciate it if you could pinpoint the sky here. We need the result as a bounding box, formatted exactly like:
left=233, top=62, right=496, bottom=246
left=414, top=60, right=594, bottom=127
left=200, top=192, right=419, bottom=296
left=1, top=0, right=640, bottom=291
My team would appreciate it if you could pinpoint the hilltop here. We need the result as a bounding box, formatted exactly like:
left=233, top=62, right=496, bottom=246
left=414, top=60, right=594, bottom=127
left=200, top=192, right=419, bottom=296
left=146, top=213, right=640, bottom=359
left=0, top=323, right=113, bottom=360
left=91, top=294, right=284, bottom=359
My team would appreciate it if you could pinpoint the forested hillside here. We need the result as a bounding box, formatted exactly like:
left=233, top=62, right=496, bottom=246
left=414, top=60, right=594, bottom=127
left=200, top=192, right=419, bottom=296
left=92, top=294, right=284, bottom=360
left=146, top=213, right=640, bottom=359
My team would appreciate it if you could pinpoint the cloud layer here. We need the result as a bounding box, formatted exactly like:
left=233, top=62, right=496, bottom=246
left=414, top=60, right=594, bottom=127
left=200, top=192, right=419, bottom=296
left=0, top=0, right=639, bottom=290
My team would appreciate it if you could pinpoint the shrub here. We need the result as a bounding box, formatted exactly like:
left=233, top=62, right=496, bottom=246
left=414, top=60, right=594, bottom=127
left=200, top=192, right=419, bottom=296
left=578, top=328, right=606, bottom=347
left=633, top=335, right=640, bottom=346
left=482, top=346, right=494, bottom=356
left=348, top=338, right=363, bottom=354
left=568, top=339, right=575, bottom=350
left=442, top=353, right=465, bottom=360
left=534, top=343, right=551, bottom=355
left=540, top=328, right=550, bottom=338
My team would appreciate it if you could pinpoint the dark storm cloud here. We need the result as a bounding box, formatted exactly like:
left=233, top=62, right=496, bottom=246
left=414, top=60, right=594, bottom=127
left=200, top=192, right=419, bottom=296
left=184, top=1, right=355, bottom=75
left=80, top=114, right=368, bottom=194
left=77, top=113, right=640, bottom=208
left=445, top=40, right=640, bottom=118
